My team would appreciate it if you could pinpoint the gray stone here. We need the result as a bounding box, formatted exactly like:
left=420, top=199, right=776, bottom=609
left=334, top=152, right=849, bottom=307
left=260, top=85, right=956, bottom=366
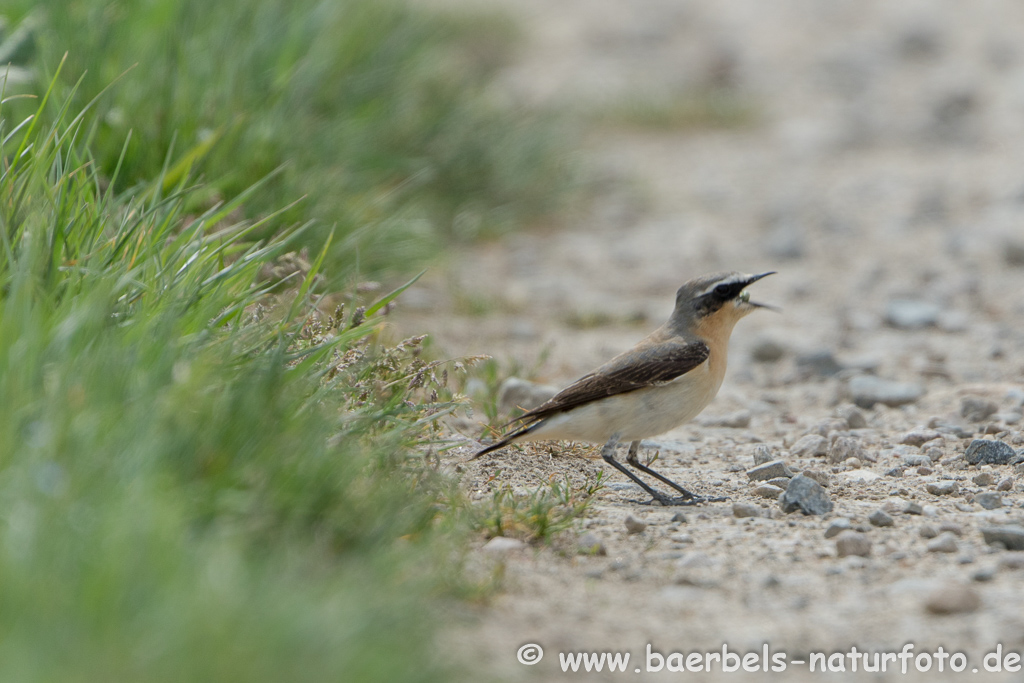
left=670, top=512, right=688, bottom=523
left=796, top=350, right=843, bottom=378
left=924, top=583, right=981, bottom=614
left=885, top=299, right=940, bottom=329
left=483, top=536, right=527, bottom=553
left=733, top=502, right=762, bottom=518
left=965, top=439, right=1017, bottom=465
left=849, top=375, right=924, bottom=409
left=938, top=521, right=963, bottom=536
left=800, top=469, right=832, bottom=488
left=904, top=501, right=924, bottom=515
left=578, top=532, right=607, bottom=556
left=624, top=515, right=647, bottom=534
left=928, top=418, right=973, bottom=438
left=996, top=477, right=1013, bottom=491
left=995, top=411, right=1023, bottom=425
left=753, top=444, right=774, bottom=466
left=498, top=377, right=558, bottom=416
left=835, top=404, right=868, bottom=429
left=699, top=410, right=752, bottom=428
left=779, top=474, right=834, bottom=515
left=747, top=459, right=794, bottom=481
left=903, top=454, right=932, bottom=467
left=754, top=484, right=784, bottom=499
left=972, top=566, right=997, bottom=582
left=999, top=552, right=1024, bottom=570
left=828, top=436, right=867, bottom=464
left=927, top=481, right=959, bottom=496
left=791, top=434, right=828, bottom=458
left=824, top=518, right=851, bottom=538
left=901, top=429, right=941, bottom=447
left=973, top=472, right=998, bottom=486
left=975, top=492, right=1003, bottom=510
left=920, top=524, right=938, bottom=538
left=766, top=476, right=791, bottom=488
left=927, top=532, right=959, bottom=553
left=750, top=335, right=787, bottom=363
left=835, top=530, right=871, bottom=557
left=868, top=509, right=895, bottom=527
left=981, top=525, right=1024, bottom=550
left=961, top=396, right=999, bottom=423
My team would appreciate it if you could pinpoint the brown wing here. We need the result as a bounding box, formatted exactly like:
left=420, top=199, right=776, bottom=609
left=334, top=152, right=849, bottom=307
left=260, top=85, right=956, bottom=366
left=512, top=339, right=710, bottom=423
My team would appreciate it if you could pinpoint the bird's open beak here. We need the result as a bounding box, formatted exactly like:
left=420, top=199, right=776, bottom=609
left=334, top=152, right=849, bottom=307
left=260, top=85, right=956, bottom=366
left=743, top=271, right=780, bottom=312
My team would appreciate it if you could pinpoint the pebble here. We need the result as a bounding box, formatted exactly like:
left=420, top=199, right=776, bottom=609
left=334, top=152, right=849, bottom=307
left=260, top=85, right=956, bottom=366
left=904, top=501, right=924, bottom=515
left=828, top=436, right=866, bottom=464
left=670, top=533, right=694, bottom=544
left=746, top=459, right=794, bottom=481
left=981, top=525, right=1024, bottom=550
left=938, top=521, right=963, bottom=536
left=483, top=537, right=527, bottom=553
left=754, top=484, right=784, bottom=499
left=497, top=377, right=559, bottom=415
left=868, top=509, right=895, bottom=527
left=845, top=457, right=862, bottom=469
left=973, top=472, right=997, bottom=486
left=928, top=417, right=973, bottom=438
left=927, top=532, right=959, bottom=553
left=733, top=502, right=762, bottom=518
left=752, top=444, right=774, bottom=466
left=996, top=477, right=1013, bottom=491
left=801, top=469, right=831, bottom=488
left=624, top=515, right=647, bottom=534
left=835, top=530, right=871, bottom=557
left=903, top=454, right=931, bottom=467
left=578, top=532, right=608, bottom=556
left=700, top=410, right=752, bottom=428
left=791, top=434, right=828, bottom=458
left=961, top=396, right=999, bottom=423
left=925, top=447, right=944, bottom=460
left=999, top=552, right=1024, bottom=570
left=975, top=492, right=1002, bottom=510
left=901, top=429, right=941, bottom=447
left=849, top=375, right=924, bottom=409
left=924, top=583, right=981, bottom=614
left=779, top=474, right=834, bottom=515
left=972, top=566, right=997, bottom=582
left=884, top=299, right=940, bottom=328
left=838, top=469, right=881, bottom=483
left=965, top=439, right=1017, bottom=465
left=835, top=404, right=868, bottom=429
left=766, top=476, right=791, bottom=488
left=750, top=335, right=787, bottom=362
left=927, top=481, right=959, bottom=495
left=671, top=512, right=688, bottom=523
left=824, top=518, right=852, bottom=538
left=796, top=349, right=843, bottom=378
left=813, top=418, right=850, bottom=436
left=919, top=524, right=938, bottom=538
left=995, top=411, right=1023, bottom=425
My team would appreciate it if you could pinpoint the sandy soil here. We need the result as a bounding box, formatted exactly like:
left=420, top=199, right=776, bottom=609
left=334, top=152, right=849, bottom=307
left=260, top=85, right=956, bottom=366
left=398, top=1, right=1024, bottom=680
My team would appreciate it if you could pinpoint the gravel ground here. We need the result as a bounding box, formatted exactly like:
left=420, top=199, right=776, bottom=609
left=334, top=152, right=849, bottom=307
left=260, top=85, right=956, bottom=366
left=400, top=1, right=1024, bottom=680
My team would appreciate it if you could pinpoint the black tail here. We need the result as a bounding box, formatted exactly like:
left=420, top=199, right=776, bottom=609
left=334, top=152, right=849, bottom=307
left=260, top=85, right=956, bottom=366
left=471, top=420, right=543, bottom=460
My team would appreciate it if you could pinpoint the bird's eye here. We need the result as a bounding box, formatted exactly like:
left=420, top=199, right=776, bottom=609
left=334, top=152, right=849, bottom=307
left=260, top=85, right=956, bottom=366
left=739, top=290, right=750, bottom=303
left=714, top=284, right=731, bottom=296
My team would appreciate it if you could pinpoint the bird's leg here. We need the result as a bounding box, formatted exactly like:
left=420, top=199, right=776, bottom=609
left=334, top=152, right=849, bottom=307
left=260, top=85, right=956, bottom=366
left=626, top=440, right=726, bottom=504
left=601, top=435, right=685, bottom=506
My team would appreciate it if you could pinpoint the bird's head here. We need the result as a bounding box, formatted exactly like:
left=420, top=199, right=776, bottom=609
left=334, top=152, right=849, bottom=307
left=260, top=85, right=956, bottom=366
left=671, top=271, right=777, bottom=338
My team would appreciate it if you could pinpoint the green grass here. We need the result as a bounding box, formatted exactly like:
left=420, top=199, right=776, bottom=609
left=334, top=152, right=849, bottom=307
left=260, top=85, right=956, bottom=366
left=0, top=70, right=478, bottom=682
left=2, top=0, right=578, bottom=276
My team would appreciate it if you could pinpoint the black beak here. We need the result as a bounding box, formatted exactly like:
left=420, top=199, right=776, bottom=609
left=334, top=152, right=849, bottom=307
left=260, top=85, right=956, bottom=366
left=744, top=272, right=780, bottom=312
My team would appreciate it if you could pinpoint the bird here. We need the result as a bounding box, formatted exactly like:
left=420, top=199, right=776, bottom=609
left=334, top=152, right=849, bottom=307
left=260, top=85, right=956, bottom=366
left=473, top=271, right=777, bottom=506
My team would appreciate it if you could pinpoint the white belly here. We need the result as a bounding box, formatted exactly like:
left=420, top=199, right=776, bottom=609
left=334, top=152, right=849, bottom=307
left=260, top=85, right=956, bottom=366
left=520, top=359, right=723, bottom=444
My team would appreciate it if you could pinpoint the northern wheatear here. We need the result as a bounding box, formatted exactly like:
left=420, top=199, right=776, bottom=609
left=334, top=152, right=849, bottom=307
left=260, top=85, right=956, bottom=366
left=473, top=271, right=776, bottom=505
